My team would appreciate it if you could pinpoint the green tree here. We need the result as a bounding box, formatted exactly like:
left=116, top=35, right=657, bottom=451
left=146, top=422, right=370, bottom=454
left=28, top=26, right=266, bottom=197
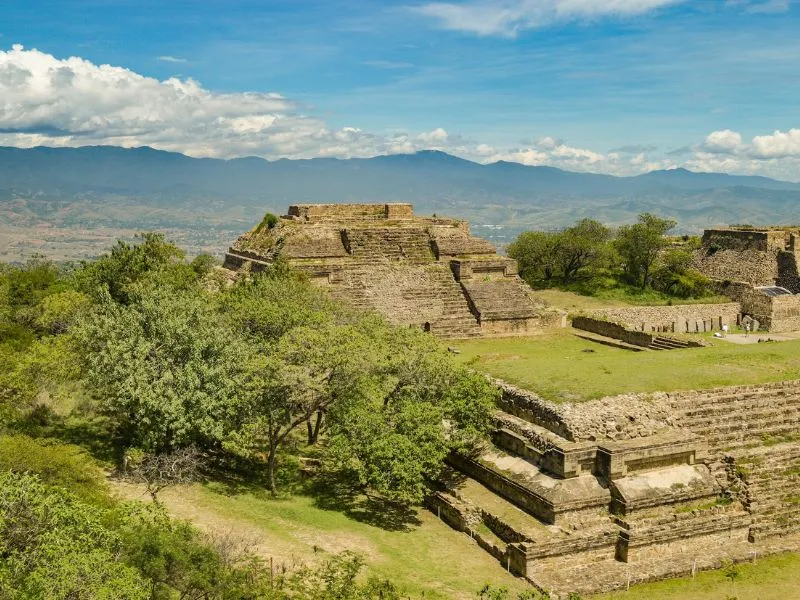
left=323, top=324, right=496, bottom=505
left=554, top=219, right=612, bottom=283
left=77, top=285, right=252, bottom=451
left=508, top=219, right=611, bottom=285
left=614, top=213, right=677, bottom=289
left=0, top=472, right=149, bottom=600
left=508, top=231, right=560, bottom=284
left=76, top=232, right=189, bottom=305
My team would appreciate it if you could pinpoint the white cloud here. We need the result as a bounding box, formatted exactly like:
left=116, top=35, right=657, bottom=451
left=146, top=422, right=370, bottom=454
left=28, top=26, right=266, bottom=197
left=157, top=55, right=187, bottom=63
left=731, top=0, right=792, bottom=14
left=751, top=129, right=800, bottom=159
left=700, top=129, right=744, bottom=154
left=1, top=45, right=799, bottom=181
left=413, top=0, right=686, bottom=37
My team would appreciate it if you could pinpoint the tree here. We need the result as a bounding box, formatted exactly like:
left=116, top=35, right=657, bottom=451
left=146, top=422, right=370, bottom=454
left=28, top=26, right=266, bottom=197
left=323, top=324, right=496, bottom=505
left=508, top=219, right=611, bottom=285
left=554, top=219, right=612, bottom=283
left=508, top=231, right=560, bottom=284
left=77, top=285, right=252, bottom=452
left=651, top=247, right=711, bottom=298
left=614, top=213, right=676, bottom=289
left=123, top=446, right=204, bottom=502
left=226, top=320, right=381, bottom=494
left=75, top=232, right=189, bottom=304
left=0, top=472, right=149, bottom=600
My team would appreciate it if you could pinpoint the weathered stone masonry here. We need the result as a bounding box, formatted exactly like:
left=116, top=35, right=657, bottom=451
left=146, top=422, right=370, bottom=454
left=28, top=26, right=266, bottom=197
left=223, top=203, right=565, bottom=338
left=432, top=380, right=800, bottom=597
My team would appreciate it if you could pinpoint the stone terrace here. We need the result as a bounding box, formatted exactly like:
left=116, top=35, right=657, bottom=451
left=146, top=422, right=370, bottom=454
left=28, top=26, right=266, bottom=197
left=430, top=378, right=800, bottom=597
left=223, top=204, right=564, bottom=339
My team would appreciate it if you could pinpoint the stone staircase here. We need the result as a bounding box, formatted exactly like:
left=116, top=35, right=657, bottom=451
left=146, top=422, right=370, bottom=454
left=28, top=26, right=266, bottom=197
left=428, top=397, right=755, bottom=596
left=343, top=227, right=434, bottom=263
left=648, top=336, right=694, bottom=350
left=329, top=263, right=481, bottom=339
left=731, top=443, right=800, bottom=540
left=669, top=384, right=800, bottom=453
left=461, top=279, right=539, bottom=322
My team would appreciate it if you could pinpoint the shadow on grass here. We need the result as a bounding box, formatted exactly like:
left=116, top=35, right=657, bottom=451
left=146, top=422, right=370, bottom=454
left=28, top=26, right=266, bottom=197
left=308, top=472, right=422, bottom=532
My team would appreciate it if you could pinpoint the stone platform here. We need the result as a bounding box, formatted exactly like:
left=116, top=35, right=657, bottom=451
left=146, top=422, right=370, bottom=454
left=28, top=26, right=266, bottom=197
left=223, top=203, right=564, bottom=338
left=430, top=379, right=800, bottom=597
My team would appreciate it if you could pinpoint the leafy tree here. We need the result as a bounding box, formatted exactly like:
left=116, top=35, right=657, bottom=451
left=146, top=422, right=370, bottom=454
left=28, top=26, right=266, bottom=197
left=0, top=435, right=108, bottom=505
left=222, top=269, right=339, bottom=346
left=226, top=320, right=378, bottom=493
left=323, top=324, right=496, bottom=505
left=508, top=219, right=611, bottom=285
left=554, top=219, right=612, bottom=283
left=508, top=231, right=560, bottom=283
left=0, top=472, right=150, bottom=600
left=651, top=247, right=711, bottom=298
left=77, top=285, right=252, bottom=451
left=75, top=232, right=189, bottom=304
left=614, top=213, right=676, bottom=289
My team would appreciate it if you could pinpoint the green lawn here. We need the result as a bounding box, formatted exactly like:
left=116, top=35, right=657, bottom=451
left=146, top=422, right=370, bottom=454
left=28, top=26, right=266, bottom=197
left=453, top=329, right=800, bottom=402
left=594, top=552, right=800, bottom=600
left=116, top=481, right=529, bottom=600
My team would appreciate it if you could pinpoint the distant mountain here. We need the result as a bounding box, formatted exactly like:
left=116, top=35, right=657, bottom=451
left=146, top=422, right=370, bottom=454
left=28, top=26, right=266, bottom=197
left=2, top=145, right=800, bottom=260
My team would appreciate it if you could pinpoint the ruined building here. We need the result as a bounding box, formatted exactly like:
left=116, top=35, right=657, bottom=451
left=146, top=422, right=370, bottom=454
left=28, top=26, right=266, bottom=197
left=431, top=379, right=800, bottom=596
left=223, top=203, right=563, bottom=338
left=696, top=226, right=800, bottom=332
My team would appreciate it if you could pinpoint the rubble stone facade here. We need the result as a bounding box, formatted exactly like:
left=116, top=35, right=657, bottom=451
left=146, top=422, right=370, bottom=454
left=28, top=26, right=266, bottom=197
left=432, top=379, right=800, bottom=597
left=223, top=204, right=564, bottom=338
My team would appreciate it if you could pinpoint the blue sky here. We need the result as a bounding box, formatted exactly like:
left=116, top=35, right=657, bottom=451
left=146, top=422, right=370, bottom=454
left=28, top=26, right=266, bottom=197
left=1, top=0, right=799, bottom=179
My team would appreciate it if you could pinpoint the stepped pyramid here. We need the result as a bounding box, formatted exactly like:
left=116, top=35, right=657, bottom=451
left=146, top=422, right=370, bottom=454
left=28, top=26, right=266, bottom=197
left=223, top=203, right=564, bottom=338
left=430, top=380, right=800, bottom=596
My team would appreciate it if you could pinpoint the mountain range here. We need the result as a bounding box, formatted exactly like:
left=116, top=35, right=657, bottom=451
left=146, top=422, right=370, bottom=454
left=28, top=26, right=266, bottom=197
left=2, top=145, right=800, bottom=260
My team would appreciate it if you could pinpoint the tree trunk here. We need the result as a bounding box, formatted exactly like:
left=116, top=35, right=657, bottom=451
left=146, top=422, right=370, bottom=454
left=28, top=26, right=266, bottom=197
left=266, top=444, right=278, bottom=495
left=309, top=410, right=323, bottom=445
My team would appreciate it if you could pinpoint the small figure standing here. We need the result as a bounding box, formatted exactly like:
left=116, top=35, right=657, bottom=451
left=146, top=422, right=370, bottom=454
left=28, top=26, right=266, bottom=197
left=745, top=322, right=750, bottom=337
left=722, top=324, right=729, bottom=338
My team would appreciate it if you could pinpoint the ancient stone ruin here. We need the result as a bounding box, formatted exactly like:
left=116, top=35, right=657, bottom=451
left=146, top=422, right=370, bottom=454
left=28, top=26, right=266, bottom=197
left=696, top=226, right=800, bottom=332
left=431, top=379, right=800, bottom=597
left=223, top=203, right=564, bottom=338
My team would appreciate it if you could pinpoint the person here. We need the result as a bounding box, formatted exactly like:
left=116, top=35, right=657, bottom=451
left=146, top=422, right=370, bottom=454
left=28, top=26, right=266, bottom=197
left=745, top=322, right=750, bottom=337
left=722, top=324, right=729, bottom=338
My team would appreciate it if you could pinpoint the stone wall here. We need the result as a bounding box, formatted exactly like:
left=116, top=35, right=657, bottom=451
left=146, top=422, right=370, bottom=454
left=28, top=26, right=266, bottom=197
left=717, top=280, right=800, bottom=332
left=701, top=228, right=787, bottom=252
left=588, top=303, right=741, bottom=333
left=572, top=316, right=654, bottom=347
left=287, top=203, right=414, bottom=221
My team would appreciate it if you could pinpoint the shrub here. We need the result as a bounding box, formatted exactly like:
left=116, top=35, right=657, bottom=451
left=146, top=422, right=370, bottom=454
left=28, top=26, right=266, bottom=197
left=0, top=434, right=108, bottom=504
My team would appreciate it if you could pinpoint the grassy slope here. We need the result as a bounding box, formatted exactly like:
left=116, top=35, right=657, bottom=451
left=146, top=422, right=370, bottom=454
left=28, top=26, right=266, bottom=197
left=113, top=481, right=529, bottom=600
left=453, top=329, right=800, bottom=402
left=595, top=552, right=800, bottom=600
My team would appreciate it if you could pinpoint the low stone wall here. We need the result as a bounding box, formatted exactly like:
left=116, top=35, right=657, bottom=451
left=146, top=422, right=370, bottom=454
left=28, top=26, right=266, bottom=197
left=588, top=303, right=741, bottom=334
left=287, top=203, right=414, bottom=221
left=572, top=316, right=654, bottom=347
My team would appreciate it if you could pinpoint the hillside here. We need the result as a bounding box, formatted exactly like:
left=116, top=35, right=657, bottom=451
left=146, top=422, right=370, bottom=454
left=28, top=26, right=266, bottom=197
left=3, top=145, right=800, bottom=260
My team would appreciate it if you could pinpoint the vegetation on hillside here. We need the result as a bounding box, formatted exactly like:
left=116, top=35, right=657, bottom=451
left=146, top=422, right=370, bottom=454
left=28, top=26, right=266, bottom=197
left=508, top=213, right=714, bottom=303
left=0, top=233, right=501, bottom=598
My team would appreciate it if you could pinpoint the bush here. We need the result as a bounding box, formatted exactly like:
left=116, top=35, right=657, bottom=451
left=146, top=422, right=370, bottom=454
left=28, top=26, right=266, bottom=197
left=255, top=212, right=280, bottom=233
left=0, top=434, right=108, bottom=505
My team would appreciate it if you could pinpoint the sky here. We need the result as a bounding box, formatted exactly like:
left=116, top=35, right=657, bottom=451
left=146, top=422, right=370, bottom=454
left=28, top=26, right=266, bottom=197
left=1, top=0, right=799, bottom=180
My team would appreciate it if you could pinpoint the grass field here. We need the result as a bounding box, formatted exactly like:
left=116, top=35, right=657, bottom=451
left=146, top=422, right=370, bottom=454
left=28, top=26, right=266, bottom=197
left=453, top=328, right=800, bottom=402
left=595, top=552, right=800, bottom=600
left=533, top=287, right=731, bottom=313
left=113, top=480, right=529, bottom=600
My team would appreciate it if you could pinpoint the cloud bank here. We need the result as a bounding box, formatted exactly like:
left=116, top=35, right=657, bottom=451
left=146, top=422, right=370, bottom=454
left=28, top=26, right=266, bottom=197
left=0, top=45, right=798, bottom=181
